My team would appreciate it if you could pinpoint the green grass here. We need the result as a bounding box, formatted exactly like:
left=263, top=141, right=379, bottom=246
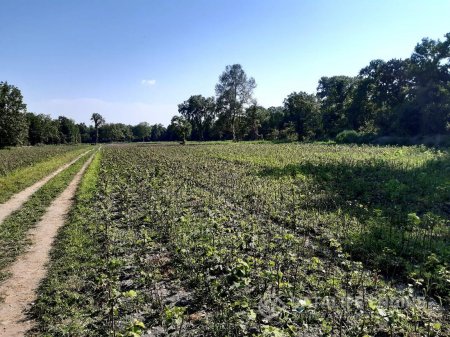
left=0, top=145, right=91, bottom=203
left=0, top=145, right=90, bottom=176
left=0, top=151, right=92, bottom=283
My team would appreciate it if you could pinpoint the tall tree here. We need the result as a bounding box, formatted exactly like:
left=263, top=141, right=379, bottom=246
left=91, top=112, right=105, bottom=144
left=58, top=116, right=80, bottom=144
left=348, top=59, right=410, bottom=134
left=170, top=116, right=192, bottom=144
left=132, top=122, right=152, bottom=142
left=244, top=103, right=267, bottom=140
left=215, top=64, right=256, bottom=141
left=407, top=33, right=450, bottom=135
left=178, top=95, right=216, bottom=140
left=77, top=122, right=93, bottom=143
left=27, top=113, right=60, bottom=145
left=0, top=82, right=28, bottom=147
left=150, top=123, right=166, bottom=141
left=261, top=106, right=284, bottom=139
left=283, top=91, right=321, bottom=140
left=317, top=76, right=356, bottom=137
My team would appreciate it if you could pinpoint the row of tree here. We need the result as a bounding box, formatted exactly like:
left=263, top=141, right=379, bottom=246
left=0, top=91, right=173, bottom=148
left=0, top=81, right=204, bottom=147
left=1, top=33, right=448, bottom=147
left=173, top=33, right=449, bottom=142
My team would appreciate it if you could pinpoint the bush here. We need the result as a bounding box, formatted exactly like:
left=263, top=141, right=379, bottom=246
left=336, top=130, right=358, bottom=143
left=335, top=130, right=370, bottom=144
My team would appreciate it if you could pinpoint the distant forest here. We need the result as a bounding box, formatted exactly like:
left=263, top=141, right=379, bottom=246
left=1, top=33, right=449, bottom=147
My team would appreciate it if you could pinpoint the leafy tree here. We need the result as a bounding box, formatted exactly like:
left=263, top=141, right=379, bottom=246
left=77, top=122, right=93, bottom=143
left=278, top=122, right=298, bottom=141
left=348, top=59, right=410, bottom=134
left=58, top=116, right=80, bottom=144
left=283, top=91, right=321, bottom=140
left=178, top=95, right=216, bottom=140
left=99, top=123, right=133, bottom=142
left=215, top=64, right=256, bottom=141
left=0, top=82, right=28, bottom=147
left=27, top=113, right=60, bottom=145
left=115, top=123, right=133, bottom=142
left=244, top=104, right=267, bottom=140
left=407, top=33, right=450, bottom=135
left=317, top=76, right=356, bottom=137
left=150, top=123, right=166, bottom=141
left=170, top=116, right=192, bottom=144
left=132, top=122, right=152, bottom=142
left=91, top=112, right=105, bottom=144
left=261, top=106, right=284, bottom=139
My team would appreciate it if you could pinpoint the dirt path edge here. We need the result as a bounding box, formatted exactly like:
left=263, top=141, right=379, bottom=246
left=0, top=149, right=92, bottom=224
left=0, top=152, right=96, bottom=337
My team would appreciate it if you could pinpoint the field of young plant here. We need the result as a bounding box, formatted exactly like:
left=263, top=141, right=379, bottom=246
left=0, top=145, right=88, bottom=176
left=0, top=144, right=91, bottom=203
left=32, top=143, right=449, bottom=337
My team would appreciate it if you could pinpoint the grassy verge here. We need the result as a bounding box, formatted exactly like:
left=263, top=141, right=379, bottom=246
left=0, top=145, right=90, bottom=176
left=0, top=152, right=92, bottom=283
left=30, top=150, right=106, bottom=336
left=0, top=146, right=92, bottom=203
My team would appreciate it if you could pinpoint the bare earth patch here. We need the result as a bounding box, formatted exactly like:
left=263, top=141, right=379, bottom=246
left=0, top=153, right=95, bottom=337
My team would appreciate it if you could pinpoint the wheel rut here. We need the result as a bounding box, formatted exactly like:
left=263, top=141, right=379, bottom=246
left=0, top=150, right=92, bottom=224
left=0, top=152, right=95, bottom=337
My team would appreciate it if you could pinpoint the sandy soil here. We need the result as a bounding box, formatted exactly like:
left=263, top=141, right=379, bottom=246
left=0, top=152, right=95, bottom=337
left=0, top=150, right=91, bottom=225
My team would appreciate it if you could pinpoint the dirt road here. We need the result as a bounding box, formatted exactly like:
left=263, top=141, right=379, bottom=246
left=0, top=150, right=91, bottom=225
left=0, top=152, right=95, bottom=337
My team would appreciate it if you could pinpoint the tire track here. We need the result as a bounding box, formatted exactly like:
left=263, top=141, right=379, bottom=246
left=0, top=149, right=92, bottom=224
left=0, top=152, right=96, bottom=337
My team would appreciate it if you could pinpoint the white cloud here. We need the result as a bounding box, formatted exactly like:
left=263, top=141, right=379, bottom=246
left=28, top=98, right=175, bottom=126
left=141, top=79, right=156, bottom=86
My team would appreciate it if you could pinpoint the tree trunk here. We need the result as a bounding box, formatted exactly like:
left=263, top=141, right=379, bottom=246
left=231, top=113, right=237, bottom=141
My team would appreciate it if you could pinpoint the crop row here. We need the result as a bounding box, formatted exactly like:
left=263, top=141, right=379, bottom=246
left=33, top=144, right=448, bottom=336
left=0, top=145, right=90, bottom=177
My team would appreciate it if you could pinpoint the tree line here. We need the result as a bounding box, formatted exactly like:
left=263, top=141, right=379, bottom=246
left=174, top=33, right=449, bottom=143
left=1, top=33, right=448, bottom=147
left=0, top=84, right=172, bottom=147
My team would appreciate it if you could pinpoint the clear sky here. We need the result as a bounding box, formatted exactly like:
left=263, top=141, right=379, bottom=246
left=1, top=0, right=449, bottom=126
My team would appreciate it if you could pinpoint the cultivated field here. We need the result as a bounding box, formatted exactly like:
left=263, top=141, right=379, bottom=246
left=0, top=145, right=91, bottom=203
left=21, top=142, right=448, bottom=336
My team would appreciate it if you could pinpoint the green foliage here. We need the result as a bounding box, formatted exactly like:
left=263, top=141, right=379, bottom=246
left=0, top=81, right=28, bottom=147
left=216, top=64, right=257, bottom=140
left=168, top=33, right=450, bottom=142
left=283, top=91, right=321, bottom=140
left=91, top=113, right=105, bottom=144
left=244, top=104, right=267, bottom=140
left=132, top=122, right=152, bottom=142
left=0, top=145, right=91, bottom=202
left=169, top=115, right=192, bottom=143
left=0, top=145, right=87, bottom=176
left=31, top=143, right=449, bottom=336
left=26, top=113, right=61, bottom=145
left=335, top=130, right=374, bottom=144
left=58, top=116, right=81, bottom=144
left=317, top=75, right=356, bottom=137
left=178, top=95, right=216, bottom=140
left=335, top=130, right=359, bottom=143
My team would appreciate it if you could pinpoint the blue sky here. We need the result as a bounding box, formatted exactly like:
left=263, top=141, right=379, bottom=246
left=1, top=0, right=449, bottom=126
